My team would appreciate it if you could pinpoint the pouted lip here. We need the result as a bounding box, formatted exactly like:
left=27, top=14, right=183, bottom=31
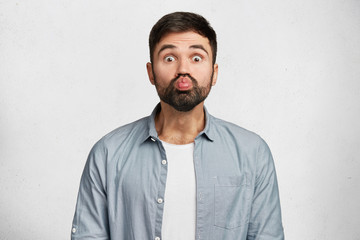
left=175, top=77, right=193, bottom=91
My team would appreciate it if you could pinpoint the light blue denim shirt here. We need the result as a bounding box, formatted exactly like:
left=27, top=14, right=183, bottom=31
left=71, top=104, right=284, bottom=240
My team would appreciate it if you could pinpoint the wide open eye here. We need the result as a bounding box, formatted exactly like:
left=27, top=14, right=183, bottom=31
left=192, top=55, right=202, bottom=62
left=164, top=56, right=175, bottom=62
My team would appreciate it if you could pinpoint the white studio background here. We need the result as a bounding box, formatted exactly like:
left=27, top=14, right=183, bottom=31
left=1, top=0, right=359, bottom=239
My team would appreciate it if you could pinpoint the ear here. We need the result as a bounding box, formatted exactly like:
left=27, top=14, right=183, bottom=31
left=211, top=63, right=218, bottom=86
left=146, top=62, right=155, bottom=85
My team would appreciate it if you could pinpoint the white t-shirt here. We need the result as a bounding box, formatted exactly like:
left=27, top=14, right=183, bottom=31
left=161, top=141, right=196, bottom=240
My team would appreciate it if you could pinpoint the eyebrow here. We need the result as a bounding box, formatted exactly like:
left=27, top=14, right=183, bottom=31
left=157, top=44, right=176, bottom=56
left=157, top=44, right=209, bottom=56
left=189, top=44, right=209, bottom=55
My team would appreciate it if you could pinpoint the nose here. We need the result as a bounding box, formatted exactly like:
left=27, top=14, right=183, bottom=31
left=176, top=58, right=191, bottom=76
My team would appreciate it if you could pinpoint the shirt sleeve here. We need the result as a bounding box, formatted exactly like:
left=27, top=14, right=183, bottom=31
left=247, top=138, right=285, bottom=240
left=71, top=141, right=110, bottom=240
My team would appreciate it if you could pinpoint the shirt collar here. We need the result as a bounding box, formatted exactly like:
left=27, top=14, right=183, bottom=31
left=141, top=103, right=215, bottom=143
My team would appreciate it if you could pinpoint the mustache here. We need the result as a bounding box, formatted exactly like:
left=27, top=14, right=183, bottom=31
left=170, top=73, right=198, bottom=86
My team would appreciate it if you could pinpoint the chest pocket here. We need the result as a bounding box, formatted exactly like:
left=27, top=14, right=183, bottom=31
left=214, top=175, right=251, bottom=229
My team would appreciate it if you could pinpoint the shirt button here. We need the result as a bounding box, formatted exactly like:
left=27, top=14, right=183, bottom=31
left=157, top=198, right=163, bottom=204
left=155, top=237, right=160, bottom=240
left=151, top=137, right=156, bottom=142
left=161, top=160, right=167, bottom=165
left=71, top=227, right=76, bottom=233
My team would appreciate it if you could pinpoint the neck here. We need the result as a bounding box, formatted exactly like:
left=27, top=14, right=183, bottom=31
left=155, top=101, right=206, bottom=145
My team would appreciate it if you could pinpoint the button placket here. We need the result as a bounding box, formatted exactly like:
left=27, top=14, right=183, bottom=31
left=154, top=140, right=167, bottom=239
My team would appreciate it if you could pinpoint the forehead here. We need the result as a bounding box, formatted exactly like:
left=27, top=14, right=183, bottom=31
left=156, top=31, right=211, bottom=51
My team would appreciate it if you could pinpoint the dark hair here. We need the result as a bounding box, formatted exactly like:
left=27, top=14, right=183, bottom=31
left=149, top=12, right=217, bottom=64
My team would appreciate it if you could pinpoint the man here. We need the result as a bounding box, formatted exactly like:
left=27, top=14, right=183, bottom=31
left=71, top=12, right=284, bottom=240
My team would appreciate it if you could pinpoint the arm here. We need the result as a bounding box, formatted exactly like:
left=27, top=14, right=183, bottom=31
left=71, top=141, right=110, bottom=239
left=247, top=138, right=284, bottom=240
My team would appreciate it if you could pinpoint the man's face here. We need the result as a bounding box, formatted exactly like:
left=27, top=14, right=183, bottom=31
left=147, top=31, right=218, bottom=112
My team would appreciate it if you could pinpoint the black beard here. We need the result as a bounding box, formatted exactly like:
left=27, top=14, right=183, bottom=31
left=154, top=73, right=213, bottom=112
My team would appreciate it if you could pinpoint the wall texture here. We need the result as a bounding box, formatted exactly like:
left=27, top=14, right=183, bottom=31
left=1, top=0, right=359, bottom=239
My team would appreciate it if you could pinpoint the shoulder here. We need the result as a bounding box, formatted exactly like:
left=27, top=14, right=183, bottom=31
left=209, top=115, right=266, bottom=149
left=209, top=115, right=275, bottom=174
left=89, top=116, right=149, bottom=156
